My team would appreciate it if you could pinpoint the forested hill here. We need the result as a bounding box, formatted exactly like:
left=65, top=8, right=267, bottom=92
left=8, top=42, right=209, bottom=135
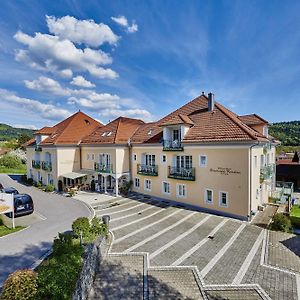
left=0, top=123, right=34, bottom=141
left=269, top=121, right=300, bottom=146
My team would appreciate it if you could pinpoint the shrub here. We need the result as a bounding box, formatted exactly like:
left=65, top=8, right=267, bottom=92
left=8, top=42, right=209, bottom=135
left=34, top=181, right=43, bottom=189
left=269, top=213, right=292, bottom=232
left=52, top=233, right=73, bottom=256
left=72, top=217, right=90, bottom=238
left=90, top=217, right=108, bottom=236
left=0, top=154, right=23, bottom=169
left=0, top=215, right=3, bottom=226
left=290, top=205, right=300, bottom=228
left=1, top=269, right=38, bottom=300
left=68, top=189, right=76, bottom=197
left=44, top=184, right=54, bottom=192
left=20, top=174, right=27, bottom=183
left=27, top=178, right=34, bottom=185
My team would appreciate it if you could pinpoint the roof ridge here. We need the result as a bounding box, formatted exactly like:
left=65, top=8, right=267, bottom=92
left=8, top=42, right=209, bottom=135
left=215, top=102, right=257, bottom=140
left=113, top=117, right=122, bottom=144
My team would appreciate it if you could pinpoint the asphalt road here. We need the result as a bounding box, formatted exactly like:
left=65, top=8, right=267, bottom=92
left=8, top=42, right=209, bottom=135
left=0, top=174, right=91, bottom=286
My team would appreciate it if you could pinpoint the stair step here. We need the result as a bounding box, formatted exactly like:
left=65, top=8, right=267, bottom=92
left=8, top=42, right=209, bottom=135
left=89, top=254, right=145, bottom=300
left=148, top=268, right=204, bottom=300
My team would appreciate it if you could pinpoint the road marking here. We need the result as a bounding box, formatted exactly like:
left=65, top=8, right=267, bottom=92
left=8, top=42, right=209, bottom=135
left=113, top=209, right=181, bottom=244
left=200, top=223, right=246, bottom=277
left=92, top=197, right=130, bottom=208
left=35, top=211, right=47, bottom=220
left=111, top=206, right=155, bottom=222
left=149, top=215, right=211, bottom=260
left=171, top=218, right=227, bottom=266
left=94, top=199, right=137, bottom=212
left=232, top=230, right=264, bottom=284
left=124, top=211, right=197, bottom=252
left=99, top=202, right=148, bottom=216
left=111, top=208, right=169, bottom=231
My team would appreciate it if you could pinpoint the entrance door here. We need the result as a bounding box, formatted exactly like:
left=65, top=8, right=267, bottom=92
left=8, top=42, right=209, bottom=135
left=58, top=180, right=63, bottom=192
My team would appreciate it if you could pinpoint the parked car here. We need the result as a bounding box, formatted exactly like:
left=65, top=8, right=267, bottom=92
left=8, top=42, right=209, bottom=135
left=0, top=182, right=3, bottom=190
left=1, top=187, right=19, bottom=195
left=6, top=194, right=34, bottom=218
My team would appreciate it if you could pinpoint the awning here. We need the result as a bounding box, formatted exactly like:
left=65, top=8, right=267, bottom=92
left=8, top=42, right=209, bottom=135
left=61, top=169, right=95, bottom=180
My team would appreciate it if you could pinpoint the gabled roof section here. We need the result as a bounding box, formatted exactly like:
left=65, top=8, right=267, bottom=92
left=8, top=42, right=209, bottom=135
left=159, top=114, right=194, bottom=127
left=35, top=126, right=54, bottom=135
left=238, top=114, right=269, bottom=126
left=81, top=117, right=145, bottom=145
left=130, top=122, right=162, bottom=144
left=39, top=111, right=102, bottom=145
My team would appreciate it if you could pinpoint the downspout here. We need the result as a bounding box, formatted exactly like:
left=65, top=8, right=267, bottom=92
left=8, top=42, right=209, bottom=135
left=128, top=138, right=132, bottom=181
left=249, top=141, right=260, bottom=221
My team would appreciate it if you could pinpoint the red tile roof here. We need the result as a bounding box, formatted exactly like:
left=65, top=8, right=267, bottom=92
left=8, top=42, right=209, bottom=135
left=238, top=114, right=269, bottom=125
left=81, top=117, right=145, bottom=145
left=131, top=95, right=270, bottom=144
left=27, top=111, right=102, bottom=146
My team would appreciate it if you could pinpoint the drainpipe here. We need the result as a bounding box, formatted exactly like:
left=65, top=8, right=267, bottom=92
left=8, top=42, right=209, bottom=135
left=128, top=138, right=132, bottom=181
left=249, top=141, right=260, bottom=221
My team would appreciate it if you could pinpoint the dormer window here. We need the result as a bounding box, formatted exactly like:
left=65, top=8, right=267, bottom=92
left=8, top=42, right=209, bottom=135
left=84, top=119, right=90, bottom=125
left=107, top=131, right=112, bottom=136
left=101, top=132, right=107, bottom=137
left=148, top=129, right=153, bottom=136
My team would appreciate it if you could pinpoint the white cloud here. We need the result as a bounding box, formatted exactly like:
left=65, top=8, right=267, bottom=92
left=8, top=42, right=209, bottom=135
left=70, top=75, right=95, bottom=88
left=46, top=15, right=119, bottom=47
left=111, top=16, right=138, bottom=33
left=13, top=124, right=38, bottom=130
left=99, top=108, right=152, bottom=121
left=0, top=89, right=71, bottom=120
left=14, top=30, right=118, bottom=79
left=58, top=69, right=73, bottom=78
left=24, top=76, right=69, bottom=96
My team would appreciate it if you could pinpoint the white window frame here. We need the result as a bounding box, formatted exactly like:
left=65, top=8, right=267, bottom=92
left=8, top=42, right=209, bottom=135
left=134, top=177, right=140, bottom=188
left=162, top=181, right=170, bottom=195
left=176, top=183, right=186, bottom=198
left=144, top=179, right=152, bottom=191
left=91, top=153, right=95, bottom=160
left=87, top=153, right=90, bottom=160
left=161, top=154, right=167, bottom=164
left=205, top=189, right=213, bottom=204
left=219, top=191, right=228, bottom=207
left=199, top=155, right=207, bottom=167
left=133, top=153, right=137, bottom=161
left=254, top=156, right=257, bottom=168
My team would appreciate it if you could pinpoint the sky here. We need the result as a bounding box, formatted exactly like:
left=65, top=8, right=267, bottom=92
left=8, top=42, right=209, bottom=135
left=0, top=0, right=300, bottom=129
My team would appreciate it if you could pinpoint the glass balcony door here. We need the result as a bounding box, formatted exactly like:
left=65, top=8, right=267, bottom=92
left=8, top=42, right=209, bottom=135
left=175, top=155, right=192, bottom=169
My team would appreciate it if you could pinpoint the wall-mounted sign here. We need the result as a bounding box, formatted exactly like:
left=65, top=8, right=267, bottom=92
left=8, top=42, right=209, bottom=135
left=210, top=167, right=241, bottom=175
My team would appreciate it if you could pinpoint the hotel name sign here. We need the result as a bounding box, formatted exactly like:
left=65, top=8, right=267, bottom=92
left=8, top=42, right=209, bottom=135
left=210, top=167, right=241, bottom=175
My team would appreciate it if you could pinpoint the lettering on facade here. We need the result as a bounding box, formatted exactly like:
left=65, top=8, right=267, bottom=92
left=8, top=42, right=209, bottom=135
left=209, top=167, right=241, bottom=175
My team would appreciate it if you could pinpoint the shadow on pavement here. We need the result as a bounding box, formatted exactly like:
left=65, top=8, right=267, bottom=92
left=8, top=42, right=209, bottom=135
left=281, top=235, right=300, bottom=257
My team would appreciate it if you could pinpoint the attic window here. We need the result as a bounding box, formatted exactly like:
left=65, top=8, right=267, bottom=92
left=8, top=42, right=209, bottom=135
left=101, top=132, right=107, bottom=137
left=148, top=129, right=153, bottom=136
left=84, top=119, right=90, bottom=125
left=107, top=131, right=112, bottom=136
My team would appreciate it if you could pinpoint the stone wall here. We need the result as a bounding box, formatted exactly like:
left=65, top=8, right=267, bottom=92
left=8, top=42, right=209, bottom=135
left=73, top=236, right=108, bottom=300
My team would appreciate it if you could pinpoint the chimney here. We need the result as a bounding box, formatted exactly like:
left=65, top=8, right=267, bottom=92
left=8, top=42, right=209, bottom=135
left=208, top=92, right=214, bottom=111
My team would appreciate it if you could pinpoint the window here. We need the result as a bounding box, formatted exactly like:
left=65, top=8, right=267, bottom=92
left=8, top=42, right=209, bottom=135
left=145, top=154, right=155, bottom=166
left=260, top=155, right=265, bottom=167
left=91, top=154, right=95, bottom=160
left=176, top=155, right=192, bottom=168
left=219, top=191, right=228, bottom=207
left=199, top=155, right=207, bottom=167
left=134, top=178, right=140, bottom=188
left=133, top=154, right=137, bottom=161
left=177, top=184, right=186, bottom=198
left=87, top=153, right=90, bottom=160
left=99, top=154, right=111, bottom=166
left=161, top=155, right=167, bottom=163
left=173, top=129, right=180, bottom=141
left=162, top=181, right=170, bottom=194
left=205, top=189, right=213, bottom=204
left=145, top=179, right=152, bottom=191
left=254, top=156, right=257, bottom=168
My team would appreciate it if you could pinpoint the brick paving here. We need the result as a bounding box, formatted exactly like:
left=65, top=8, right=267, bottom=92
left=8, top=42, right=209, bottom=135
left=84, top=193, right=300, bottom=300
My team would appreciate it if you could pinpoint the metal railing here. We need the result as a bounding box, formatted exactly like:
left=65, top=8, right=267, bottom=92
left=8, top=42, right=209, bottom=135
left=260, top=163, right=275, bottom=182
left=94, top=162, right=113, bottom=173
left=168, top=166, right=195, bottom=181
left=137, top=164, right=158, bottom=176
left=32, top=160, right=41, bottom=169
left=41, top=161, right=52, bottom=171
left=162, top=139, right=183, bottom=151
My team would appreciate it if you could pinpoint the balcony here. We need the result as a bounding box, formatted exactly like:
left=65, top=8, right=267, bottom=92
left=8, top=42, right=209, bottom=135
left=94, top=162, right=113, bottom=173
left=168, top=166, right=195, bottom=181
left=260, top=164, right=275, bottom=182
left=41, top=161, right=52, bottom=171
left=163, top=140, right=183, bottom=151
left=35, top=146, right=42, bottom=152
left=32, top=160, right=41, bottom=169
left=137, top=164, right=158, bottom=176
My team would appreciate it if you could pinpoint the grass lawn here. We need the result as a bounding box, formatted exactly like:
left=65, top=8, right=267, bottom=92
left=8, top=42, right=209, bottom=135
left=0, top=164, right=26, bottom=174
left=290, top=204, right=300, bottom=228
left=0, top=225, right=25, bottom=237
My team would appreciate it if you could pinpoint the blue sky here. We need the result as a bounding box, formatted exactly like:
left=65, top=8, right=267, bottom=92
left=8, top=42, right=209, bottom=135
left=0, top=0, right=300, bottom=129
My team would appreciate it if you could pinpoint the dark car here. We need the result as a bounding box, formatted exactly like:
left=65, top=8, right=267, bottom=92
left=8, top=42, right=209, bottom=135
left=0, top=182, right=3, bottom=190
left=6, top=194, right=34, bottom=218
left=2, top=187, right=19, bottom=195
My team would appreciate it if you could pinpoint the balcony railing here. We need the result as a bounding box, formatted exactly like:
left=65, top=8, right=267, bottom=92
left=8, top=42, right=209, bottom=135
left=94, top=162, right=113, bottom=173
left=35, top=146, right=42, bottom=152
left=168, top=166, right=195, bottom=181
left=137, top=164, right=158, bottom=176
left=41, top=161, right=52, bottom=171
left=32, top=160, right=41, bottom=169
left=260, top=164, right=275, bottom=182
left=162, top=139, right=183, bottom=151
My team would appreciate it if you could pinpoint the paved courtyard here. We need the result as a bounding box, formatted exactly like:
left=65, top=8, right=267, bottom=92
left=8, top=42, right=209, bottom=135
left=75, top=192, right=300, bottom=300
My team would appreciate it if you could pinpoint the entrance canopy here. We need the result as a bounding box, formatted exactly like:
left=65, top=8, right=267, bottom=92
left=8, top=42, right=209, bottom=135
left=61, top=169, right=95, bottom=180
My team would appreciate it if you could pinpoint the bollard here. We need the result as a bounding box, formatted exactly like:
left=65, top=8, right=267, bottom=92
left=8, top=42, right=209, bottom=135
left=102, top=215, right=110, bottom=229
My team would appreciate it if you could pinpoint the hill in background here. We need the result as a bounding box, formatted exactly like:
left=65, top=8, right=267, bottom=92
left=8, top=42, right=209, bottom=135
left=0, top=123, right=34, bottom=141
left=269, top=121, right=300, bottom=146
